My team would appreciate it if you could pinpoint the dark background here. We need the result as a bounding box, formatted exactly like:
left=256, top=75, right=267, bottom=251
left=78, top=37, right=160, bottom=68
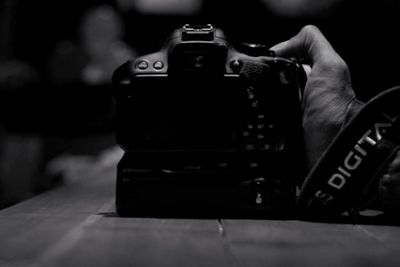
left=3, top=0, right=400, bottom=99
left=0, top=0, right=399, bottom=207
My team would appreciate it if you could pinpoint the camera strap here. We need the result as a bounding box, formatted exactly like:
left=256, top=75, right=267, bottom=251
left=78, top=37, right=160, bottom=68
left=298, top=86, right=400, bottom=219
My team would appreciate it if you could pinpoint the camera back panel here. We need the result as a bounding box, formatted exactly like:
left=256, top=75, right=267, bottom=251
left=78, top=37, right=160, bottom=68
left=112, top=24, right=306, bottom=217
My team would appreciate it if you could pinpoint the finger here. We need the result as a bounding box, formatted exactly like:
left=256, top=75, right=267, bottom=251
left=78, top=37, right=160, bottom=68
left=270, top=37, right=304, bottom=60
left=381, top=173, right=397, bottom=187
left=270, top=25, right=339, bottom=66
left=388, top=151, right=400, bottom=174
left=269, top=40, right=290, bottom=56
left=380, top=172, right=400, bottom=214
left=302, top=64, right=311, bottom=77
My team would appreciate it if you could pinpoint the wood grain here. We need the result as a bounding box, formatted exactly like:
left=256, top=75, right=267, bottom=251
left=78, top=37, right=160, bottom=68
left=0, top=157, right=400, bottom=266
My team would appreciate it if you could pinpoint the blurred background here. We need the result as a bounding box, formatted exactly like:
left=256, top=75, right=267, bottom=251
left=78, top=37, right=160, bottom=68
left=0, top=0, right=399, bottom=208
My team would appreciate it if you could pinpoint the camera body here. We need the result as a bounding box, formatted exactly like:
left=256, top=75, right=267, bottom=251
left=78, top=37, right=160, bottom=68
left=112, top=25, right=306, bottom=217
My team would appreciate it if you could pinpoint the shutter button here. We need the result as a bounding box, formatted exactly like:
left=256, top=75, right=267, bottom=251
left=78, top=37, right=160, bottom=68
left=237, top=43, right=275, bottom=57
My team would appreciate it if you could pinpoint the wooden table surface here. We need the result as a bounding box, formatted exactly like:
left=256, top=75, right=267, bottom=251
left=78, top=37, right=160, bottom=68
left=1, top=148, right=400, bottom=267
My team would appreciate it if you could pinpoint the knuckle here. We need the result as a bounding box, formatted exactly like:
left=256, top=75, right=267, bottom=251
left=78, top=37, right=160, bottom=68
left=301, top=25, right=319, bottom=33
left=300, top=25, right=321, bottom=37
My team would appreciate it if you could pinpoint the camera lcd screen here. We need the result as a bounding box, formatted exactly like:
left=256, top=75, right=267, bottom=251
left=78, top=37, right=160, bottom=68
left=123, top=75, right=246, bottom=151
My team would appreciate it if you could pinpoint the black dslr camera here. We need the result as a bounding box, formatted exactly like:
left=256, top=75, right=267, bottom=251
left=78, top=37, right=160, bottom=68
left=112, top=24, right=306, bottom=217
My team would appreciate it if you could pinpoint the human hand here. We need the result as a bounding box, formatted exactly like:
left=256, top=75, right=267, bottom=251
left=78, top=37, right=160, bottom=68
left=271, top=25, right=400, bottom=217
left=270, top=25, right=362, bottom=171
left=380, top=151, right=400, bottom=217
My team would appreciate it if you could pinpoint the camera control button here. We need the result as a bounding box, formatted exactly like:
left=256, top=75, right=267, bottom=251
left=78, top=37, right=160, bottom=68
left=218, top=162, right=229, bottom=168
left=153, top=61, right=164, bottom=70
left=230, top=59, right=242, bottom=73
left=245, top=144, right=255, bottom=151
left=263, top=144, right=271, bottom=151
left=238, top=43, right=274, bottom=57
left=137, top=60, right=149, bottom=70
left=249, top=162, right=259, bottom=168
